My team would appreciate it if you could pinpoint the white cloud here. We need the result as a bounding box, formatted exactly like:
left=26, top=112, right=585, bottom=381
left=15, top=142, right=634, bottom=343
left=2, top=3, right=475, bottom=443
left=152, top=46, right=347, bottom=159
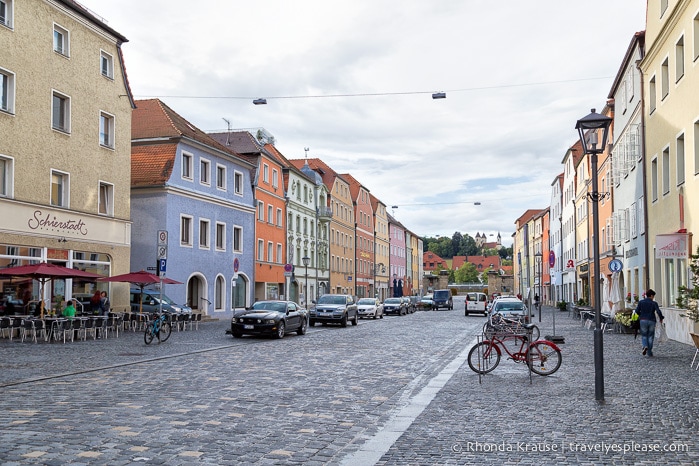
left=80, top=0, right=646, bottom=244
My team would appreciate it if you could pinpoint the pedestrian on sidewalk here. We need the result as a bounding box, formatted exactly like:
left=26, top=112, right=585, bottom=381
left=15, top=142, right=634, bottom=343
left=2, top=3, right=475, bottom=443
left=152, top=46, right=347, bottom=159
left=635, top=289, right=664, bottom=357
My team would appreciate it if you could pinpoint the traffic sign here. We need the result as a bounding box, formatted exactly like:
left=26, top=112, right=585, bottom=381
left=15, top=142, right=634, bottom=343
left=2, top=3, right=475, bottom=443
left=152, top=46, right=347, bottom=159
left=284, top=263, right=293, bottom=273
left=159, top=259, right=167, bottom=273
left=609, top=259, right=623, bottom=272
left=157, top=246, right=167, bottom=260
left=157, top=230, right=168, bottom=246
left=548, top=251, right=556, bottom=268
left=233, top=258, right=240, bottom=273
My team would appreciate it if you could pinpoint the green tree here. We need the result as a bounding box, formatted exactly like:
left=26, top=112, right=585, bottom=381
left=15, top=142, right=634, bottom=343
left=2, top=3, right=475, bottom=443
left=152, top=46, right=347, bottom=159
left=454, top=262, right=479, bottom=283
left=448, top=269, right=456, bottom=283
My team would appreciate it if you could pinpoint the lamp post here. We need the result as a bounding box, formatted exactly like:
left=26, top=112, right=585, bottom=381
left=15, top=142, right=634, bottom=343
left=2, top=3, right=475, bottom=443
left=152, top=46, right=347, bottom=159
left=576, top=108, right=612, bottom=402
left=302, top=256, right=310, bottom=306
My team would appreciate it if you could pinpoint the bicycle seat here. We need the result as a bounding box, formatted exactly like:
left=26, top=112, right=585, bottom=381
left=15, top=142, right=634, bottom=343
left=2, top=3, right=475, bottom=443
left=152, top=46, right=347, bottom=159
left=523, top=323, right=537, bottom=330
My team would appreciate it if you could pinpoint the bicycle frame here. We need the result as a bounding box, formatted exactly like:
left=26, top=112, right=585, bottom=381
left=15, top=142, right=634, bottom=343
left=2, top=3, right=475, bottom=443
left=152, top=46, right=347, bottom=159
left=482, top=332, right=533, bottom=363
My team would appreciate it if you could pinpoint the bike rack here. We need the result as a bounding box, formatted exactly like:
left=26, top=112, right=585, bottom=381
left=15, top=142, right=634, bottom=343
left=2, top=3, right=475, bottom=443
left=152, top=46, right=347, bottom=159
left=475, top=326, right=534, bottom=384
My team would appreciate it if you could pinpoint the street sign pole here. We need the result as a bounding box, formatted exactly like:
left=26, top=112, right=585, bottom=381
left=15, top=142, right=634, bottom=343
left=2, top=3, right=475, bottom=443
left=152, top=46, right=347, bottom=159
left=157, top=230, right=168, bottom=314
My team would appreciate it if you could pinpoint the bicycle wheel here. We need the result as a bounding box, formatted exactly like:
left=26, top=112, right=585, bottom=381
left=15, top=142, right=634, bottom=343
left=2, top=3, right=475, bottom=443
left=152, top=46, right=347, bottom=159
left=527, top=341, right=562, bottom=375
left=467, top=341, right=501, bottom=374
left=144, top=325, right=154, bottom=345
left=158, top=320, right=172, bottom=342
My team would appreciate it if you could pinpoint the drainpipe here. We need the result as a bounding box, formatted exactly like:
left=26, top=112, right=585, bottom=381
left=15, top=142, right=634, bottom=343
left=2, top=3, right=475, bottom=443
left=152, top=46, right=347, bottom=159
left=636, top=54, right=651, bottom=291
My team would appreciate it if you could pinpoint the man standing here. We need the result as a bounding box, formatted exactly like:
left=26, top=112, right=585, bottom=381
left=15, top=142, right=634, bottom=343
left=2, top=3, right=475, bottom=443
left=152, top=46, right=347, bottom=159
left=635, top=289, right=664, bottom=357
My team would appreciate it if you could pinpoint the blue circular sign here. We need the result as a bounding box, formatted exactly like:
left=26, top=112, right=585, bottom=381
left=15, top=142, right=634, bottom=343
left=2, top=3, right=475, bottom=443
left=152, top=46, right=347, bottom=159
left=608, top=259, right=623, bottom=272
left=233, top=258, right=239, bottom=273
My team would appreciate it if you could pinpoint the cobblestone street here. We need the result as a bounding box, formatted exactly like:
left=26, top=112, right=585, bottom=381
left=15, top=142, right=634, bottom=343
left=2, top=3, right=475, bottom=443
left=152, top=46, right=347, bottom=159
left=1, top=299, right=697, bottom=465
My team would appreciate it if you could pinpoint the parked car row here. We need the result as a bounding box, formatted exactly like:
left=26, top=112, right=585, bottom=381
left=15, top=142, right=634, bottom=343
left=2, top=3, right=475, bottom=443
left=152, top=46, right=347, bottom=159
left=382, top=296, right=417, bottom=316
left=229, top=293, right=431, bottom=339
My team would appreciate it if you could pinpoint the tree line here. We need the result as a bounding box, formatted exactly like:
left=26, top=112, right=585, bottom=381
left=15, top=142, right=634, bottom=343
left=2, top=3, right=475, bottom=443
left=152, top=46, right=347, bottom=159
left=422, top=232, right=512, bottom=261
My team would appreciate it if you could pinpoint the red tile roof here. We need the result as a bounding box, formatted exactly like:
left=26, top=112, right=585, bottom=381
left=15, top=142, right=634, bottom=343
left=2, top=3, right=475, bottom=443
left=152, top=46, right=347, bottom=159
left=466, top=255, right=501, bottom=270
left=132, top=99, right=245, bottom=162
left=131, top=143, right=178, bottom=187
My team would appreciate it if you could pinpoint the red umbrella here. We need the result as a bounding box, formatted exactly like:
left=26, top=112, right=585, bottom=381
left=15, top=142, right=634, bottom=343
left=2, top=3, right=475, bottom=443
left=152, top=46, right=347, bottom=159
left=0, top=262, right=103, bottom=317
left=97, top=270, right=183, bottom=313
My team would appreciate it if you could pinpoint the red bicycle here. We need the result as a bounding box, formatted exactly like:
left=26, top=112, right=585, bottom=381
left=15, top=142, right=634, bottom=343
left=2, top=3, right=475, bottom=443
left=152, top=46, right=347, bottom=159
left=468, top=322, right=562, bottom=376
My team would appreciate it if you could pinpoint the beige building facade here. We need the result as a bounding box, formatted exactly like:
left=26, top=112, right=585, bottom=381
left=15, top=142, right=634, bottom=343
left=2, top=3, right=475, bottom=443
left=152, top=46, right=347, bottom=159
left=640, top=0, right=699, bottom=342
left=294, top=158, right=356, bottom=296
left=0, top=0, right=133, bottom=308
left=370, top=195, right=390, bottom=301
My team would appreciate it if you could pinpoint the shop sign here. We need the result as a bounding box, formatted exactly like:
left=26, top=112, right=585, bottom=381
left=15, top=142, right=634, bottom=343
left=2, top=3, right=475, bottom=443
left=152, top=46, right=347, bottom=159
left=655, top=233, right=688, bottom=259
left=47, top=249, right=69, bottom=260
left=28, top=210, right=88, bottom=236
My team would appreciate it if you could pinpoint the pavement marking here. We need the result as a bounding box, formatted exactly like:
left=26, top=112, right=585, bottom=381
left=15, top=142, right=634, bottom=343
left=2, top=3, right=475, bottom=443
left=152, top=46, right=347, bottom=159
left=339, top=333, right=480, bottom=466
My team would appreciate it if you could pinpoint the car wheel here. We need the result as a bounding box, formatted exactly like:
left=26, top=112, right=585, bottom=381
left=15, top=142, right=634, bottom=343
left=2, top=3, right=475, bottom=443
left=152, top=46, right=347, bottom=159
left=309, top=320, right=316, bottom=327
left=340, top=315, right=348, bottom=327
left=275, top=321, right=285, bottom=339
left=352, top=313, right=358, bottom=326
left=297, top=318, right=308, bottom=335
left=232, top=331, right=242, bottom=338
left=380, top=312, right=383, bottom=319
left=373, top=314, right=377, bottom=319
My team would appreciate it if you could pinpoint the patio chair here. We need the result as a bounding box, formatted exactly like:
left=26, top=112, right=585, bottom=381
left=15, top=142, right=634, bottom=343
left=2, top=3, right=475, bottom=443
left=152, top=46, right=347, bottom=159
left=690, top=333, right=699, bottom=370
left=0, top=317, right=13, bottom=339
left=81, top=317, right=95, bottom=340
left=95, top=316, right=107, bottom=339
left=21, top=318, right=45, bottom=343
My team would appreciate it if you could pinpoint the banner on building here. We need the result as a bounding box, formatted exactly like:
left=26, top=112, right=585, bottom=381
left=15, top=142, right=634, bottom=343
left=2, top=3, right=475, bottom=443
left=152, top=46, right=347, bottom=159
left=655, top=233, right=688, bottom=259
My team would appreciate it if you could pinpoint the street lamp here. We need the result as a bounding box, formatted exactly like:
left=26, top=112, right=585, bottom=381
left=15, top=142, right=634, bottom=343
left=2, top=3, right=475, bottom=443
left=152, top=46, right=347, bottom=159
left=576, top=108, right=612, bottom=402
left=302, top=256, right=310, bottom=306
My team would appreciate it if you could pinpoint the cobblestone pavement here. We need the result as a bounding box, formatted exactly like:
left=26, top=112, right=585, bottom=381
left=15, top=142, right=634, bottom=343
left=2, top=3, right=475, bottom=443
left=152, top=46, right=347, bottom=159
left=0, top=300, right=697, bottom=465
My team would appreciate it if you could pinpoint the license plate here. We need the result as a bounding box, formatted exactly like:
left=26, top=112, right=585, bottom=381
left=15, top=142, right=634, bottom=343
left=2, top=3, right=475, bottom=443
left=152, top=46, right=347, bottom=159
left=244, top=324, right=254, bottom=329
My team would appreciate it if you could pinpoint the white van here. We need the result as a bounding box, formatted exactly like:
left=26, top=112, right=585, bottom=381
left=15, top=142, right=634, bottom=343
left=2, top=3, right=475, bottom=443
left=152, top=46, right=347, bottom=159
left=464, top=292, right=488, bottom=316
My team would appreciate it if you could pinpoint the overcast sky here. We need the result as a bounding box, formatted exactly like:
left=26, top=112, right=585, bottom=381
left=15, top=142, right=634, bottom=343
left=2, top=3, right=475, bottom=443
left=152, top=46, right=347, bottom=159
left=78, top=1, right=647, bottom=246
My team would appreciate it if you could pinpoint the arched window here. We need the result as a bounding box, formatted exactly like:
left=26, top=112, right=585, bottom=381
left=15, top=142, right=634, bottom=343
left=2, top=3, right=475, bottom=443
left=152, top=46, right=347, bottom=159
left=215, top=275, right=225, bottom=310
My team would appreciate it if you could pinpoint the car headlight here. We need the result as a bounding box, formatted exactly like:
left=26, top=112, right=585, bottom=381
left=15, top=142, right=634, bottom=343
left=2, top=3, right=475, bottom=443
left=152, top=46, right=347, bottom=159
left=264, top=319, right=275, bottom=324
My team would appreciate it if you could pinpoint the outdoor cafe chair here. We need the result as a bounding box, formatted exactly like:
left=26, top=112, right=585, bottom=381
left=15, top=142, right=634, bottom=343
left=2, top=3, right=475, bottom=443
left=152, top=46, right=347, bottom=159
left=21, top=318, right=45, bottom=343
left=95, top=316, right=108, bottom=339
left=691, top=333, right=699, bottom=370
left=0, top=316, right=12, bottom=339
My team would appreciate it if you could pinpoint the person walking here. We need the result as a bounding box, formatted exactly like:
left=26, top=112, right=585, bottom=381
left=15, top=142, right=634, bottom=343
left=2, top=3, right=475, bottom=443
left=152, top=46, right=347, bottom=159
left=635, top=289, right=664, bottom=357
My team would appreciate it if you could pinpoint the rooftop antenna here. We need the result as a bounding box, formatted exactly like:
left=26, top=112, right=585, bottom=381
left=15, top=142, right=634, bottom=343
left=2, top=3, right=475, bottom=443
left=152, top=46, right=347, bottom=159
left=222, top=118, right=231, bottom=145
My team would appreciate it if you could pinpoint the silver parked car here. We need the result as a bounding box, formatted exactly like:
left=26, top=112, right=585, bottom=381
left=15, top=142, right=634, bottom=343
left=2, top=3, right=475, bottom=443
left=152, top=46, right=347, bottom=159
left=357, top=298, right=384, bottom=319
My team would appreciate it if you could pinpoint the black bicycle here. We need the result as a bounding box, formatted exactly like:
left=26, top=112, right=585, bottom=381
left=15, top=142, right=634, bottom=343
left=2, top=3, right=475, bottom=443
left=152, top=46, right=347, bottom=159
left=144, top=312, right=172, bottom=344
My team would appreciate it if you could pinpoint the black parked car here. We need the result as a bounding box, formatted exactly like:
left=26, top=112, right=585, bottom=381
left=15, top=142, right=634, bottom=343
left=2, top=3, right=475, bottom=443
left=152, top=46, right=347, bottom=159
left=230, top=300, right=308, bottom=339
left=383, top=297, right=405, bottom=315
